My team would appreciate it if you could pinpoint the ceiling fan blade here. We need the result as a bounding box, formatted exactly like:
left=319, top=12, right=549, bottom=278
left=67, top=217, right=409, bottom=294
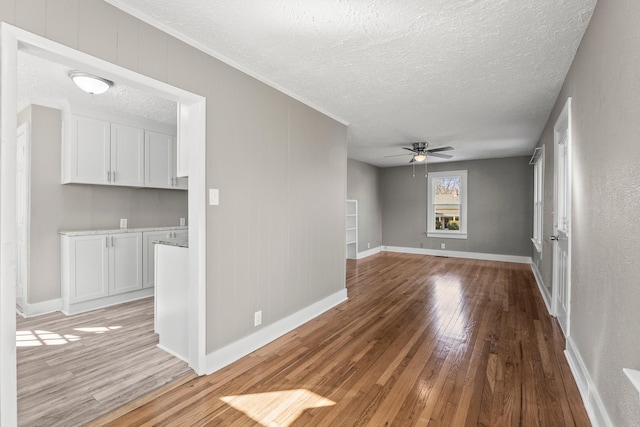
left=409, top=157, right=416, bottom=163
left=428, top=152, right=453, bottom=159
left=402, top=147, right=418, bottom=153
left=384, top=153, right=412, bottom=158
left=427, top=146, right=454, bottom=153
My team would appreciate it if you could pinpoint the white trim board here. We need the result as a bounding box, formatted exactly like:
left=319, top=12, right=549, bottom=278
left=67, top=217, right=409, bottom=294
left=206, top=289, right=347, bottom=375
left=382, top=246, right=532, bottom=264
left=565, top=337, right=614, bottom=427
left=16, top=298, right=62, bottom=318
left=357, top=246, right=382, bottom=259
left=530, top=262, right=552, bottom=314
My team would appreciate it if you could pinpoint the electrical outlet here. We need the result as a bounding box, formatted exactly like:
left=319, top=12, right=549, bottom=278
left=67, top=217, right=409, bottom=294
left=440, top=243, right=445, bottom=249
left=254, top=310, right=262, bottom=327
left=180, top=217, right=186, bottom=226
left=368, top=242, right=371, bottom=249
left=120, top=218, right=127, bottom=229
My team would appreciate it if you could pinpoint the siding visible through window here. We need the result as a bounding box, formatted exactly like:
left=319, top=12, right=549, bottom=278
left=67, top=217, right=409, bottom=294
left=427, top=170, right=468, bottom=239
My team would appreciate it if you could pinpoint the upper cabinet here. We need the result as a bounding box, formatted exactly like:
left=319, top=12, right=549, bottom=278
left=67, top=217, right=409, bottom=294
left=62, top=111, right=186, bottom=190
left=145, top=131, right=187, bottom=190
left=110, top=123, right=145, bottom=187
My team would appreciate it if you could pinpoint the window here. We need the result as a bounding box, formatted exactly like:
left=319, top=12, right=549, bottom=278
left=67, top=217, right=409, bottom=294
left=532, top=146, right=544, bottom=252
left=427, top=170, right=467, bottom=239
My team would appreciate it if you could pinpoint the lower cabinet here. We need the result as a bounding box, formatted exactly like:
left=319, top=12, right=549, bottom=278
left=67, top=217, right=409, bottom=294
left=61, top=229, right=183, bottom=315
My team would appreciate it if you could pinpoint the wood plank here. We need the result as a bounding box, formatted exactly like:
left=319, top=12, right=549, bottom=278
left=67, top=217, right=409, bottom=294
left=17, top=297, right=192, bottom=426
left=96, top=253, right=590, bottom=426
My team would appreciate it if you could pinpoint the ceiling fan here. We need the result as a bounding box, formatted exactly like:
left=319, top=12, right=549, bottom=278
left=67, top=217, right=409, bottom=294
left=386, top=142, right=454, bottom=163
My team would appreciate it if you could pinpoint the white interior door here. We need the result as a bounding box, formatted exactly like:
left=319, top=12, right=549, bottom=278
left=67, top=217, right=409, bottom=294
left=16, top=123, right=30, bottom=311
left=552, top=98, right=572, bottom=336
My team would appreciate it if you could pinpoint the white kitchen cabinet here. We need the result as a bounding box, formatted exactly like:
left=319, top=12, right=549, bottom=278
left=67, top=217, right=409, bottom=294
left=61, top=231, right=144, bottom=314
left=145, top=130, right=187, bottom=190
left=65, top=115, right=110, bottom=185
left=64, top=115, right=144, bottom=186
left=63, top=112, right=185, bottom=189
left=62, top=234, right=109, bottom=303
left=110, top=123, right=145, bottom=187
left=109, top=232, right=143, bottom=295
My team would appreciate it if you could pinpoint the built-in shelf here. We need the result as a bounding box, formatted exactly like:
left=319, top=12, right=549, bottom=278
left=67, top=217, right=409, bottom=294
left=346, top=200, right=358, bottom=259
left=624, top=368, right=640, bottom=401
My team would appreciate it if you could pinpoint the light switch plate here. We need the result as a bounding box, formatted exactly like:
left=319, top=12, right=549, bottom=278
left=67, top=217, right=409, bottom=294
left=120, top=218, right=127, bottom=229
left=180, top=217, right=186, bottom=226
left=209, top=189, right=219, bottom=206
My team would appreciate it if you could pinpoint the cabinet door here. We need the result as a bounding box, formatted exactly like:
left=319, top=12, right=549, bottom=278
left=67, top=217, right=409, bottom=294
left=111, top=123, right=144, bottom=187
left=110, top=232, right=143, bottom=295
left=68, top=235, right=109, bottom=303
left=145, top=130, right=174, bottom=189
left=142, top=231, right=170, bottom=288
left=69, top=115, right=110, bottom=184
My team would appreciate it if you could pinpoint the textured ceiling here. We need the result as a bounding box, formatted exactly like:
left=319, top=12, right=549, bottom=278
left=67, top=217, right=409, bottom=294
left=109, top=0, right=595, bottom=166
left=17, top=51, right=177, bottom=126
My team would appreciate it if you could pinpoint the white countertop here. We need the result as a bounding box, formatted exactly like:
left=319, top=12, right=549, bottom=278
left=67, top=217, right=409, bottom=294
left=59, top=226, right=187, bottom=236
left=153, top=236, right=188, bottom=248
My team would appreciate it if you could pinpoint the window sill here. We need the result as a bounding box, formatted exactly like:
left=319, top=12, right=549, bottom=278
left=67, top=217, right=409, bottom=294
left=531, top=238, right=542, bottom=253
left=427, top=232, right=467, bottom=240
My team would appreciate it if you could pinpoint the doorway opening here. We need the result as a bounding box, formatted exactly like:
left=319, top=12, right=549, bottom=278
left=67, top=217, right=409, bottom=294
left=1, top=23, right=206, bottom=425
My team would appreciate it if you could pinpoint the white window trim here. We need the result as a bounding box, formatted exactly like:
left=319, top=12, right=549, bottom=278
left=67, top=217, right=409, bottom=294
left=532, top=146, right=544, bottom=253
left=427, top=170, right=468, bottom=239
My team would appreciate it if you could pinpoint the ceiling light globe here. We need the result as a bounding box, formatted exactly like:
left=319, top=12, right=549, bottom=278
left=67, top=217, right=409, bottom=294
left=414, top=154, right=427, bottom=162
left=69, top=71, right=113, bottom=95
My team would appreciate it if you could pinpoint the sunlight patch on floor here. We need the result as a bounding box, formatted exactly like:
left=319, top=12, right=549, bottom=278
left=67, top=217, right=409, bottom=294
left=16, top=326, right=122, bottom=347
left=220, top=389, right=335, bottom=426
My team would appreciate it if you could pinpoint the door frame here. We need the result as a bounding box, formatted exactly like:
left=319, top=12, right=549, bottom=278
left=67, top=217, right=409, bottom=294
left=16, top=122, right=31, bottom=312
left=1, top=23, right=207, bottom=425
left=552, top=97, right=572, bottom=336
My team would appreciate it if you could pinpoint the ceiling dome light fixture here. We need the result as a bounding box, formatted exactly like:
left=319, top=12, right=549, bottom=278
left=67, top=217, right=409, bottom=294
left=68, top=71, right=113, bottom=94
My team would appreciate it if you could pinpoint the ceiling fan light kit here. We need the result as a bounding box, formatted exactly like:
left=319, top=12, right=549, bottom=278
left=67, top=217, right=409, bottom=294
left=385, top=142, right=455, bottom=175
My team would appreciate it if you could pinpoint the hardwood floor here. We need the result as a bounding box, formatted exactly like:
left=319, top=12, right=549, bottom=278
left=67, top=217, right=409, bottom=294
left=16, top=297, right=193, bottom=426
left=98, top=253, right=590, bottom=426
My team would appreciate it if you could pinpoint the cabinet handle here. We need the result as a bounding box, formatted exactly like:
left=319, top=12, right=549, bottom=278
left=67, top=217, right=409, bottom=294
left=107, top=170, right=111, bottom=182
left=112, top=171, right=116, bottom=182
left=111, top=236, right=114, bottom=247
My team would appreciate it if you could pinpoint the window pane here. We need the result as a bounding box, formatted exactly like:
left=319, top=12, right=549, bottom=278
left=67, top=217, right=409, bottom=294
left=434, top=204, right=461, bottom=230
left=434, top=177, right=460, bottom=205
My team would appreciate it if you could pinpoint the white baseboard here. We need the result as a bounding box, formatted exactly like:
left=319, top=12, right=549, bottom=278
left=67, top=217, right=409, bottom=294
left=530, top=262, right=552, bottom=314
left=357, top=246, right=382, bottom=259
left=61, top=289, right=154, bottom=316
left=157, top=343, right=189, bottom=363
left=565, top=337, right=614, bottom=427
left=206, top=288, right=348, bottom=375
left=16, top=298, right=63, bottom=318
left=382, top=246, right=532, bottom=264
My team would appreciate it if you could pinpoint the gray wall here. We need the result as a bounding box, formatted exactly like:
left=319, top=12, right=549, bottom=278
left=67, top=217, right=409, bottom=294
left=534, top=1, right=640, bottom=423
left=21, top=105, right=188, bottom=304
left=381, top=157, right=533, bottom=256
left=347, top=158, right=382, bottom=252
left=4, top=0, right=347, bottom=354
